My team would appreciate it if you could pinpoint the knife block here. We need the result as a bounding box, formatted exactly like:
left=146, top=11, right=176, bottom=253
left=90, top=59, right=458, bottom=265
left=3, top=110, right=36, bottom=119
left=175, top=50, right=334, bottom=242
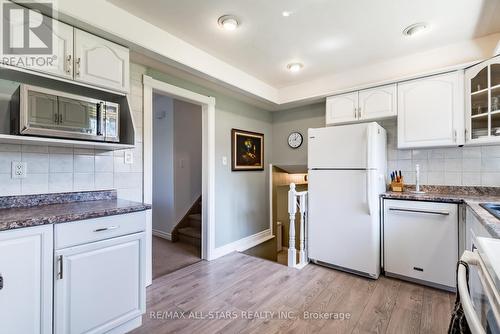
left=390, top=180, right=404, bottom=192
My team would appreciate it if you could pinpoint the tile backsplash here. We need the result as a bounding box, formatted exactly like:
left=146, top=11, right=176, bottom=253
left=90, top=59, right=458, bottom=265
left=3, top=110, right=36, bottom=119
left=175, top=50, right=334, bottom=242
left=0, top=143, right=143, bottom=200
left=380, top=119, right=500, bottom=187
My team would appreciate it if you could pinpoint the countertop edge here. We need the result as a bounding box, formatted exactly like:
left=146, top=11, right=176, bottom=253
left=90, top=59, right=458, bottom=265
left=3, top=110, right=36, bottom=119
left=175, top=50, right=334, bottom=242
left=0, top=204, right=151, bottom=232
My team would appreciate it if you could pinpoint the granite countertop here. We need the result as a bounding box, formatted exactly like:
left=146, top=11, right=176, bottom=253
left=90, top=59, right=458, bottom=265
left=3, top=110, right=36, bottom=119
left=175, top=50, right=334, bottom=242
left=0, top=190, right=151, bottom=232
left=381, top=185, right=500, bottom=238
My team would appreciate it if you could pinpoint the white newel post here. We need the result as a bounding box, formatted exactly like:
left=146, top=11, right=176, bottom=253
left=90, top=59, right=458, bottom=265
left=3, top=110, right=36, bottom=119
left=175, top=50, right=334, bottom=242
left=288, top=183, right=297, bottom=267
left=298, top=194, right=307, bottom=266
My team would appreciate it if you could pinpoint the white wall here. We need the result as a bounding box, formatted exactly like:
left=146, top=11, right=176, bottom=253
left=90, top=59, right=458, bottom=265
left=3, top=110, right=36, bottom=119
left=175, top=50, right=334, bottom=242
left=0, top=63, right=146, bottom=200
left=172, top=100, right=202, bottom=223
left=152, top=94, right=174, bottom=234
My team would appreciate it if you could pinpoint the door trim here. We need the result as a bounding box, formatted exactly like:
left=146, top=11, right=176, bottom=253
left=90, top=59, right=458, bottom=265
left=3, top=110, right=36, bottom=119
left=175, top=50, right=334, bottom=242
left=142, top=75, right=215, bottom=285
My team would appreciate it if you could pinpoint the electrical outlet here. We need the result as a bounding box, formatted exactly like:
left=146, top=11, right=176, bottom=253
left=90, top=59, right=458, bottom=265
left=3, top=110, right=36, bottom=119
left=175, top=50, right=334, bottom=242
left=124, top=151, right=133, bottom=164
left=11, top=161, right=27, bottom=179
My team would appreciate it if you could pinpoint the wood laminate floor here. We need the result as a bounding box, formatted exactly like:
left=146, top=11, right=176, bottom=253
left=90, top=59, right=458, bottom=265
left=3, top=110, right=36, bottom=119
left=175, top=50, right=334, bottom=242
left=152, top=236, right=201, bottom=280
left=133, top=252, right=454, bottom=334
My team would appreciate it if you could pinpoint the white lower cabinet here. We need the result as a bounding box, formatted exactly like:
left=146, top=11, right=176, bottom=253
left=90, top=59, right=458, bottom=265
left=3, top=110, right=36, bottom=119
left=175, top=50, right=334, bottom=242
left=54, top=212, right=146, bottom=334
left=383, top=199, right=458, bottom=289
left=0, top=225, right=53, bottom=334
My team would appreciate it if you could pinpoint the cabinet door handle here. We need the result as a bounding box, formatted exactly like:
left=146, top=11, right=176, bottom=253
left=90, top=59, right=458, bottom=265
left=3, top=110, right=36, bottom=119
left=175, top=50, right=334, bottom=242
left=57, top=255, right=63, bottom=280
left=358, top=107, right=362, bottom=119
left=454, top=130, right=457, bottom=142
left=66, top=54, right=72, bottom=74
left=59, top=114, right=63, bottom=124
left=388, top=207, right=450, bottom=216
left=353, top=108, right=357, bottom=119
left=75, top=57, right=81, bottom=76
left=94, top=226, right=119, bottom=232
left=54, top=113, right=58, bottom=123
left=0, top=273, right=3, bottom=290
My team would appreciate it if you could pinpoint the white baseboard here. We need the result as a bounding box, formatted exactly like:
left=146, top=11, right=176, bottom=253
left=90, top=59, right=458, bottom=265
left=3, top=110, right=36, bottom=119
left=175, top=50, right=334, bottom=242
left=152, top=229, right=172, bottom=241
left=211, top=228, right=274, bottom=260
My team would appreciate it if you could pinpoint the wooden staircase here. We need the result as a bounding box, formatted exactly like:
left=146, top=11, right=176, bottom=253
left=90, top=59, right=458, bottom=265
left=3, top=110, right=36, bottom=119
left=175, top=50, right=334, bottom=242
left=172, top=197, right=201, bottom=247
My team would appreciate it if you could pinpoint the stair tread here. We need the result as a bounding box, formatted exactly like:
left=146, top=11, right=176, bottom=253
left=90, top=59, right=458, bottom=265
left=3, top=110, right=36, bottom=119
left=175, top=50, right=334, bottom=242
left=188, top=214, right=201, bottom=221
left=178, top=226, right=201, bottom=239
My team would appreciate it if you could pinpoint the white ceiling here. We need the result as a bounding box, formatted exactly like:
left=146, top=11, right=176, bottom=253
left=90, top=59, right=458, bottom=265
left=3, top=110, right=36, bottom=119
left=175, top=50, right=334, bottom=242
left=108, top=0, right=500, bottom=89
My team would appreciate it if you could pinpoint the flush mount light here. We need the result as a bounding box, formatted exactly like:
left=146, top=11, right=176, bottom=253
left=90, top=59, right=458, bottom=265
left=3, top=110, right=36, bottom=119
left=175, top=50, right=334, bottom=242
left=218, top=15, right=239, bottom=31
left=282, top=11, right=291, bottom=17
left=403, top=22, right=428, bottom=37
left=287, top=62, right=303, bottom=72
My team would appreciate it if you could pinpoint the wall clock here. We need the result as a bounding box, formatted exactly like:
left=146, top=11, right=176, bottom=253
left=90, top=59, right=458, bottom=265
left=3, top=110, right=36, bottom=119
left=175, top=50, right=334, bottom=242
left=288, top=131, right=303, bottom=149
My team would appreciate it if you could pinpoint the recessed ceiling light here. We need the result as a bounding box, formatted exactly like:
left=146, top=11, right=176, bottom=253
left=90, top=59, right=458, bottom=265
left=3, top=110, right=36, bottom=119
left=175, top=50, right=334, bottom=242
left=403, top=22, right=428, bottom=37
left=218, top=15, right=239, bottom=31
left=282, top=11, right=291, bottom=17
left=287, top=62, right=303, bottom=72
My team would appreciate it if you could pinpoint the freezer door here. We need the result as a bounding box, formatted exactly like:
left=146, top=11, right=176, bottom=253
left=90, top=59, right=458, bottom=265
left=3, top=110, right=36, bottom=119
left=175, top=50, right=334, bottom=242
left=308, top=123, right=371, bottom=169
left=308, top=169, right=380, bottom=278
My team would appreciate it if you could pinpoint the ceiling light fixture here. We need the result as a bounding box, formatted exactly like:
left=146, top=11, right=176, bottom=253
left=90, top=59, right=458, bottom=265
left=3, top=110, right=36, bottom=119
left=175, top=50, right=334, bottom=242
left=218, top=15, right=239, bottom=31
left=402, top=22, right=428, bottom=37
left=287, top=62, right=303, bottom=72
left=282, top=11, right=291, bottom=17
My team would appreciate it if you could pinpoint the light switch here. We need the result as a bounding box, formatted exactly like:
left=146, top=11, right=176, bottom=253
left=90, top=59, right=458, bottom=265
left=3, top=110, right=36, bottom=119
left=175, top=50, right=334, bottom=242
left=11, top=161, right=27, bottom=179
left=124, top=151, right=133, bottom=164
left=222, top=156, right=227, bottom=165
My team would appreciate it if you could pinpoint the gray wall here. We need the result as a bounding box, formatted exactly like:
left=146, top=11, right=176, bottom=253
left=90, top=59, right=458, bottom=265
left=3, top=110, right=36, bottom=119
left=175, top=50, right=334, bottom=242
left=152, top=94, right=174, bottom=234
left=147, top=69, right=273, bottom=248
left=271, top=103, right=325, bottom=166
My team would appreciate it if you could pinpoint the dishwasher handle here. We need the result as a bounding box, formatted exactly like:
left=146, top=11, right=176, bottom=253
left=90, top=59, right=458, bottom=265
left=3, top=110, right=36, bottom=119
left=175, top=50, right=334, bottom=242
left=457, top=251, right=486, bottom=334
left=388, top=207, right=450, bottom=216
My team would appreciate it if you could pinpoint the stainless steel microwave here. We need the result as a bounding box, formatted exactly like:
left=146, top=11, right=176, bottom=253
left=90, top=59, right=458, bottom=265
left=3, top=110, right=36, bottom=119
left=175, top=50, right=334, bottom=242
left=16, top=84, right=119, bottom=142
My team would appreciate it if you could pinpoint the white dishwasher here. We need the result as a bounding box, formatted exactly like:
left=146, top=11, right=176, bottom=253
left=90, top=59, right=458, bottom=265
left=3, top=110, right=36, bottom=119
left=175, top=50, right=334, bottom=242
left=383, top=199, right=459, bottom=290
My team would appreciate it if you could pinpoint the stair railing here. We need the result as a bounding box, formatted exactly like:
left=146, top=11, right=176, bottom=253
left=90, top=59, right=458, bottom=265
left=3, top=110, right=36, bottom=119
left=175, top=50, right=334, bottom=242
left=288, top=183, right=308, bottom=269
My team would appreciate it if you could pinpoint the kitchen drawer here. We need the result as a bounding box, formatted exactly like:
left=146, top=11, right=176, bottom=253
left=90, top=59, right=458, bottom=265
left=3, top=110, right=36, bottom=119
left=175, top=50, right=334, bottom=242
left=55, top=211, right=146, bottom=249
left=383, top=199, right=459, bottom=289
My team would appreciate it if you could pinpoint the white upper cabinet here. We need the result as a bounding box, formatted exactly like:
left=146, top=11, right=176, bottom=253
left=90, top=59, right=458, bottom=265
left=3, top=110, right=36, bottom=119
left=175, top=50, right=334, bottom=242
left=397, top=71, right=464, bottom=148
left=0, top=225, right=53, bottom=334
left=358, top=84, right=397, bottom=121
left=74, top=29, right=130, bottom=93
left=326, top=85, right=396, bottom=126
left=0, top=3, right=73, bottom=79
left=465, top=55, right=500, bottom=145
left=33, top=18, right=74, bottom=79
left=326, top=92, right=358, bottom=125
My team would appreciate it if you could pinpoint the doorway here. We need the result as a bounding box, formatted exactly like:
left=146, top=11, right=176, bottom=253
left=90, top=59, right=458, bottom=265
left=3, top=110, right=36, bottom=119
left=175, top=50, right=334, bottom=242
left=151, top=93, right=202, bottom=279
left=143, top=75, right=215, bottom=284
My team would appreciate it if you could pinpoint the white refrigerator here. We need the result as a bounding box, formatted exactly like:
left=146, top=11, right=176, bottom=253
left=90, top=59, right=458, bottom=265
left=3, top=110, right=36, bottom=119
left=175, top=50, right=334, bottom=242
left=307, top=122, right=387, bottom=279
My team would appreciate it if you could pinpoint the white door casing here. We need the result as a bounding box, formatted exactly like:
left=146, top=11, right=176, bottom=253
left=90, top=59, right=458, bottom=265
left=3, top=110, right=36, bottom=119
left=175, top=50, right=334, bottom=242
left=142, top=75, right=215, bottom=276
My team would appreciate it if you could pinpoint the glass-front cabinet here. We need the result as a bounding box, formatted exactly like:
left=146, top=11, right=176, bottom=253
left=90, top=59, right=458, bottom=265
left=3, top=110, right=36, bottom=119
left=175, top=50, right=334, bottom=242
left=465, top=55, right=500, bottom=143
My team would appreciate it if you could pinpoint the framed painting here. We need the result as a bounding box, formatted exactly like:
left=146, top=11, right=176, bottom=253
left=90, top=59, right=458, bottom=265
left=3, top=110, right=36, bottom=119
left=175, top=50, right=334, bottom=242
left=231, top=129, right=264, bottom=171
